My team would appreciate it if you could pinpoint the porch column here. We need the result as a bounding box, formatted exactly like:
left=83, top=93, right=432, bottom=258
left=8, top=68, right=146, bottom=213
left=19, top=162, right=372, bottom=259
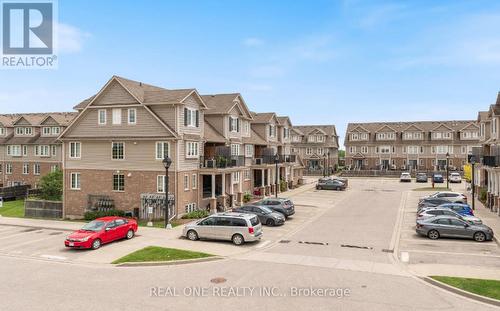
left=221, top=173, right=226, bottom=210
left=210, top=174, right=216, bottom=213
left=268, top=168, right=272, bottom=196
left=237, top=171, right=243, bottom=206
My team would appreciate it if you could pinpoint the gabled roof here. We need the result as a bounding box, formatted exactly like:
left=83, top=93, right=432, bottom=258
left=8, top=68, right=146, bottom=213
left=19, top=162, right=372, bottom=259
left=348, top=124, right=369, bottom=133
left=402, top=123, right=424, bottom=132
left=204, top=121, right=226, bottom=143
left=478, top=111, right=489, bottom=122
left=251, top=112, right=280, bottom=124
left=277, top=116, right=292, bottom=127
left=293, top=125, right=338, bottom=137
left=375, top=124, right=397, bottom=132
left=0, top=113, right=76, bottom=127
left=431, top=122, right=453, bottom=132
left=73, top=75, right=205, bottom=110
left=306, top=127, right=326, bottom=135
left=242, top=129, right=267, bottom=145
left=291, top=127, right=304, bottom=135
left=459, top=122, right=479, bottom=131
left=201, top=93, right=253, bottom=119
left=346, top=121, right=475, bottom=134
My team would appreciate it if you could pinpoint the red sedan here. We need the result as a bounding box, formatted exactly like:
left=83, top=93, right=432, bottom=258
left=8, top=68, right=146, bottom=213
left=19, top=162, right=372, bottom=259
left=65, top=216, right=138, bottom=250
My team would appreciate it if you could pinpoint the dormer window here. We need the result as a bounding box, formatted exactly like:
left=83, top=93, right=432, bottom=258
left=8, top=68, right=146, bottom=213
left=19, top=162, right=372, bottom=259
left=15, top=127, right=32, bottom=136
left=0, top=127, right=4, bottom=136
left=243, top=121, right=250, bottom=135
left=403, top=132, right=422, bottom=140
left=184, top=108, right=199, bottom=128
left=316, top=135, right=324, bottom=142
left=42, top=127, right=61, bottom=136
left=432, top=131, right=452, bottom=139
left=376, top=132, right=395, bottom=140
left=283, top=128, right=290, bottom=139
left=269, top=125, right=276, bottom=138
left=292, top=135, right=301, bottom=142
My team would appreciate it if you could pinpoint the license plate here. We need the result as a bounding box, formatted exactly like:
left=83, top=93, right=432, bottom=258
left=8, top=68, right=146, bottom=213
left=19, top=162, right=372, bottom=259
left=69, top=242, right=74, bottom=247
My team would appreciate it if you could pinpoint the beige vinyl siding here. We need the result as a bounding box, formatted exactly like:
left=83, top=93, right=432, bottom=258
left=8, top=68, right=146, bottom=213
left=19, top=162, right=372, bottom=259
left=227, top=107, right=243, bottom=140
left=40, top=117, right=59, bottom=126
left=178, top=94, right=204, bottom=136
left=176, top=140, right=202, bottom=171
left=14, top=117, right=31, bottom=126
left=65, top=140, right=177, bottom=171
left=90, top=80, right=138, bottom=106
left=4, top=145, right=62, bottom=162
left=63, top=106, right=174, bottom=138
left=149, top=105, right=177, bottom=131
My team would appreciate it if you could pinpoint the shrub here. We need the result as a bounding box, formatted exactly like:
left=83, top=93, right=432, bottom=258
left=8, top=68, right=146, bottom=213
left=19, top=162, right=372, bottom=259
left=243, top=193, right=252, bottom=203
left=181, top=210, right=209, bottom=219
left=38, top=169, right=63, bottom=201
left=280, top=180, right=288, bottom=192
left=84, top=209, right=125, bottom=221
left=479, top=187, right=487, bottom=204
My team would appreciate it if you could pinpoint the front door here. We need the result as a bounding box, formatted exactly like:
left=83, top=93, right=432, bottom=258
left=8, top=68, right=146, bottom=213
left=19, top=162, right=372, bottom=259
left=355, top=159, right=363, bottom=169
left=437, top=159, right=447, bottom=170
left=409, top=160, right=418, bottom=169
left=381, top=160, right=390, bottom=170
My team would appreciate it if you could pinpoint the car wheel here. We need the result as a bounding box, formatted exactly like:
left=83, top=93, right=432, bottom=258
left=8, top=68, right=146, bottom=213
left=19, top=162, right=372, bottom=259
left=427, top=230, right=440, bottom=240
left=126, top=229, right=134, bottom=239
left=266, top=219, right=275, bottom=226
left=473, top=232, right=486, bottom=242
left=317, top=186, right=322, bottom=190
left=91, top=239, right=101, bottom=250
left=187, top=230, right=199, bottom=241
left=232, top=234, right=244, bottom=246
left=336, top=186, right=341, bottom=191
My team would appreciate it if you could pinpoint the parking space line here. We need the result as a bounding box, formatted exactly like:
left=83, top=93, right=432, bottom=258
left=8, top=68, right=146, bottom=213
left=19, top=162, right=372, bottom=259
left=0, top=229, right=44, bottom=241
left=400, top=249, right=500, bottom=258
left=40, top=254, right=68, bottom=261
left=0, top=232, right=63, bottom=251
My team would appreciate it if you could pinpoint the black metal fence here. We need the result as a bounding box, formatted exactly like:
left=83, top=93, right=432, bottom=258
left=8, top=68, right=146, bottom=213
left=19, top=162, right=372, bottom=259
left=0, top=185, right=31, bottom=201
left=200, top=156, right=245, bottom=168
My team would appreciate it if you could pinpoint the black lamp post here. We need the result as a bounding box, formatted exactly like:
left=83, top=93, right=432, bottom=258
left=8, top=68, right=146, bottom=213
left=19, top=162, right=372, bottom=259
left=327, top=151, right=331, bottom=175
left=274, top=153, right=280, bottom=198
left=162, top=156, right=172, bottom=229
left=446, top=152, right=450, bottom=189
left=471, top=156, right=476, bottom=211
left=323, top=153, right=327, bottom=177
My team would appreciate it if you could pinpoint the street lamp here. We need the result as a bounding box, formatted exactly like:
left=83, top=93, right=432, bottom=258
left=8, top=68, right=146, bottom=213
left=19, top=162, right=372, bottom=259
left=327, top=151, right=331, bottom=175
left=446, top=152, right=450, bottom=189
left=274, top=153, right=280, bottom=198
left=162, top=156, right=172, bottom=229
left=471, top=155, right=476, bottom=211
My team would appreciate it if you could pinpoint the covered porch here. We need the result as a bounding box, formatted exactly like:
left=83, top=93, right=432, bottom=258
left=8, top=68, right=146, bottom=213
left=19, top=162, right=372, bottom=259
left=200, top=169, right=245, bottom=213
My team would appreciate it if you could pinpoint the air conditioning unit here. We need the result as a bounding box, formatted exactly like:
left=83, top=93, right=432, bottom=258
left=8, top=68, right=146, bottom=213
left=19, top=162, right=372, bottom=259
left=255, top=158, right=263, bottom=165
left=206, top=159, right=216, bottom=168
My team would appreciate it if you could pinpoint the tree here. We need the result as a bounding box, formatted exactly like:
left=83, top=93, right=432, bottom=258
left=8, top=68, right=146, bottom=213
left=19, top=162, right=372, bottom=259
left=38, top=169, right=63, bottom=201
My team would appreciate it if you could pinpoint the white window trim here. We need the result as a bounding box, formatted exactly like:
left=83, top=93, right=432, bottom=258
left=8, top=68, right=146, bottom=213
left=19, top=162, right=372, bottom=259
left=128, top=108, right=137, bottom=125
left=185, top=141, right=199, bottom=159
left=155, top=141, right=170, bottom=160
left=112, top=174, right=125, bottom=192
left=34, top=163, right=41, bottom=176
left=70, top=172, right=81, bottom=190
left=192, top=174, right=197, bottom=189
left=157, top=175, right=166, bottom=193
left=111, top=142, right=125, bottom=160
left=184, top=174, right=189, bottom=191
left=69, top=142, right=81, bottom=159
left=98, top=109, right=107, bottom=125
left=112, top=108, right=122, bottom=125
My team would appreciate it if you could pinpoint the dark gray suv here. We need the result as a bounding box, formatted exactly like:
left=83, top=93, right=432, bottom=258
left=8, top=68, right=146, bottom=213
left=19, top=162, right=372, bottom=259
left=232, top=205, right=285, bottom=226
left=255, top=198, right=295, bottom=218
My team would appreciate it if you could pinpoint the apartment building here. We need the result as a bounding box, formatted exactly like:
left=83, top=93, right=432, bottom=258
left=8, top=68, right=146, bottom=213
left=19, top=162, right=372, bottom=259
left=60, top=76, right=304, bottom=219
left=0, top=113, right=76, bottom=188
left=344, top=121, right=480, bottom=171
left=473, top=92, right=500, bottom=216
left=290, top=125, right=339, bottom=174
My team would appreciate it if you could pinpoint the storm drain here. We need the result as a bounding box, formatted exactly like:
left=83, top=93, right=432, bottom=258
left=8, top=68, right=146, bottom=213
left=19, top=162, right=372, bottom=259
left=21, top=228, right=40, bottom=233
left=381, top=249, right=394, bottom=253
left=210, top=277, right=227, bottom=284
left=340, top=244, right=373, bottom=250
left=299, top=241, right=329, bottom=246
left=279, top=240, right=291, bottom=244
left=49, top=232, right=63, bottom=236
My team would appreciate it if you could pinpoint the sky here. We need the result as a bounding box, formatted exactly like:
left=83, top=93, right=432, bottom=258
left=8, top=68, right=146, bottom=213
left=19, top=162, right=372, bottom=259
left=2, top=0, right=500, bottom=148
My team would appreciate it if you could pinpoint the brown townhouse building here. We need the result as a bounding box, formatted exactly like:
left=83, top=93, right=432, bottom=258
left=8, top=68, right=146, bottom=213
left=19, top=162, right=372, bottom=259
left=344, top=121, right=480, bottom=171
left=290, top=125, right=339, bottom=174
left=59, top=76, right=305, bottom=219
left=0, top=113, right=76, bottom=188
left=473, top=92, right=500, bottom=217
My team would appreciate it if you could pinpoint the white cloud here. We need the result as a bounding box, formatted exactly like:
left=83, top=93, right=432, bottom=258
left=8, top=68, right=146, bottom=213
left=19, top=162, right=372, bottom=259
left=242, top=37, right=264, bottom=47
left=56, top=23, right=91, bottom=54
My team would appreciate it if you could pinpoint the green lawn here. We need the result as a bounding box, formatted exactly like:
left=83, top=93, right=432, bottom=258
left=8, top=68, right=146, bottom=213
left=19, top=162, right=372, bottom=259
left=112, top=246, right=214, bottom=264
left=413, top=187, right=451, bottom=191
left=0, top=200, right=24, bottom=218
left=431, top=276, right=500, bottom=300
left=137, top=220, right=181, bottom=228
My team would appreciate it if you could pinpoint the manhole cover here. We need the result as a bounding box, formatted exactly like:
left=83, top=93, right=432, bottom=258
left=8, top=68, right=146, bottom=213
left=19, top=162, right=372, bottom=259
left=299, top=241, right=329, bottom=246
left=341, top=244, right=373, bottom=250
left=210, top=277, right=227, bottom=284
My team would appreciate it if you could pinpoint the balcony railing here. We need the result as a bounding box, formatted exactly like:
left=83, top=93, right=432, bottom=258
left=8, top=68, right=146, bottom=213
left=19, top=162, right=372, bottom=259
left=253, top=154, right=296, bottom=165
left=200, top=156, right=245, bottom=169
left=482, top=156, right=499, bottom=167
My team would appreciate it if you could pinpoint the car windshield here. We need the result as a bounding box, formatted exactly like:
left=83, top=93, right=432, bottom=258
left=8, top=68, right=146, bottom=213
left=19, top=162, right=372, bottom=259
left=81, top=220, right=105, bottom=232
left=451, top=173, right=460, bottom=176
left=260, top=206, right=273, bottom=214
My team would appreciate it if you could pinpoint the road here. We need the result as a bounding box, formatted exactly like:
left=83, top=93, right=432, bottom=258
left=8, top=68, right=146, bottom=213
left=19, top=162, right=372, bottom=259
left=0, top=178, right=498, bottom=311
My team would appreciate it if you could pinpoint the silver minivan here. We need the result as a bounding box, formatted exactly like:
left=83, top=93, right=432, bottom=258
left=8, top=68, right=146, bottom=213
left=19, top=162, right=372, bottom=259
left=182, top=212, right=263, bottom=245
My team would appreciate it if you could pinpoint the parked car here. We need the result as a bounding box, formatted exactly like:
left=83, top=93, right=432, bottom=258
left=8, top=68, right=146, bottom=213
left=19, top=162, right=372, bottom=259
left=416, top=173, right=428, bottom=183
left=449, top=172, right=462, bottom=183
left=318, top=176, right=349, bottom=187
left=232, top=205, right=285, bottom=226
left=432, top=174, right=444, bottom=183
left=316, top=179, right=346, bottom=190
left=436, top=203, right=475, bottom=216
left=416, top=208, right=482, bottom=224
left=183, top=212, right=262, bottom=245
left=255, top=198, right=295, bottom=218
left=65, top=216, right=138, bottom=250
left=400, top=172, right=411, bottom=182
left=417, top=197, right=451, bottom=210
left=425, top=191, right=467, bottom=204
left=416, top=216, right=494, bottom=242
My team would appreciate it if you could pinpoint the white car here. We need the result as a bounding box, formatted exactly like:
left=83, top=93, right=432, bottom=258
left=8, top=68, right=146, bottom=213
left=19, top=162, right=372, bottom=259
left=417, top=207, right=482, bottom=224
left=449, top=172, right=462, bottom=183
left=400, top=172, right=411, bottom=182
left=424, top=191, right=467, bottom=204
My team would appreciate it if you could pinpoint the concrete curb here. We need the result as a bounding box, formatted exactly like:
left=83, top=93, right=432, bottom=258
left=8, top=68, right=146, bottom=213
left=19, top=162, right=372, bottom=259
left=114, top=256, right=224, bottom=267
left=421, top=277, right=500, bottom=307
left=0, top=222, right=74, bottom=232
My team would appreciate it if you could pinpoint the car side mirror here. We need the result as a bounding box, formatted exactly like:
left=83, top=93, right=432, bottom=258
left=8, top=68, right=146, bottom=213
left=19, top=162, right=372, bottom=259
left=464, top=224, right=469, bottom=228
left=105, top=227, right=111, bottom=231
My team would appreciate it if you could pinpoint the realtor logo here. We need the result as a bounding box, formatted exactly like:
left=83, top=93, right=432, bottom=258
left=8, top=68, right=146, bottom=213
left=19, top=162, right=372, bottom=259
left=1, top=1, right=57, bottom=69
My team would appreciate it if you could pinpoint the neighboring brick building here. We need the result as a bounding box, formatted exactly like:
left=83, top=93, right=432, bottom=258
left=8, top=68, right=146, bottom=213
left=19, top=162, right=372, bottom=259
left=344, top=121, right=480, bottom=171
left=0, top=113, right=76, bottom=188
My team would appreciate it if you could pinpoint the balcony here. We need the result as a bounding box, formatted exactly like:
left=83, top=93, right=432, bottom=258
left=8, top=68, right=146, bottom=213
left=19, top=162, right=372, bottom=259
left=200, top=156, right=245, bottom=169
left=253, top=154, right=296, bottom=165
left=482, top=156, right=499, bottom=167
